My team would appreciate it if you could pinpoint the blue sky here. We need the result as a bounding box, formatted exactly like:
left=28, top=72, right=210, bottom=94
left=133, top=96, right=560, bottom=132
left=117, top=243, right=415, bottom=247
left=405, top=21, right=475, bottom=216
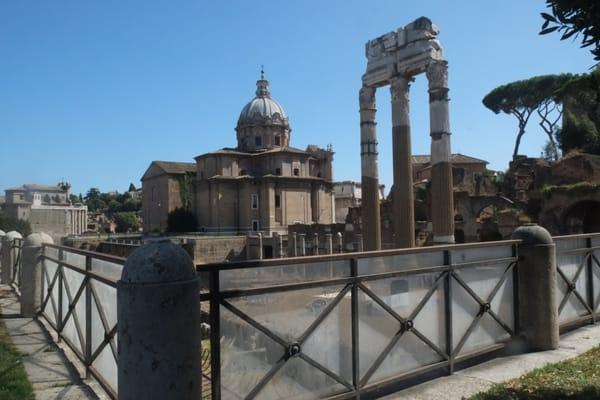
left=0, top=1, right=593, bottom=196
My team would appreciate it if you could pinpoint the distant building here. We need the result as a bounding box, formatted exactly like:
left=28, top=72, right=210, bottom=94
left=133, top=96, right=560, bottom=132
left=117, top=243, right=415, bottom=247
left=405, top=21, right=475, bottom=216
left=141, top=72, right=335, bottom=235
left=2, top=183, right=88, bottom=240
left=141, top=161, right=196, bottom=232
left=333, top=181, right=385, bottom=223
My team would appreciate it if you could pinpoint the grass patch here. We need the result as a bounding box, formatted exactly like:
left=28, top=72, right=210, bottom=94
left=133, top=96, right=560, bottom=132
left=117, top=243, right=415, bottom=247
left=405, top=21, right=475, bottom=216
left=0, top=319, right=35, bottom=400
left=470, top=345, right=600, bottom=400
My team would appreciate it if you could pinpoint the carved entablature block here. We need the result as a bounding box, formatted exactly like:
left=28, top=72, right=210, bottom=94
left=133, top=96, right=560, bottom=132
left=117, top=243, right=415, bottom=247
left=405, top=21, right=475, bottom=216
left=363, top=17, right=445, bottom=88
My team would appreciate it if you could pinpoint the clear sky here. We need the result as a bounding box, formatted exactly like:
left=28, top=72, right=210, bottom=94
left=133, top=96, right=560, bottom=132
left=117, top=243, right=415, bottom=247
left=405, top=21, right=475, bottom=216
left=0, top=1, right=593, bottom=197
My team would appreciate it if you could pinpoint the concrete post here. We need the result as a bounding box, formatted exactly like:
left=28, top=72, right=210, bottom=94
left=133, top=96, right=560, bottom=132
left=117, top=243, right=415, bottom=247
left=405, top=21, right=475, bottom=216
left=325, top=233, right=333, bottom=254
left=356, top=234, right=364, bottom=253
left=390, top=76, right=415, bottom=249
left=337, top=232, right=343, bottom=253
left=359, top=86, right=381, bottom=250
left=511, top=224, right=558, bottom=351
left=21, top=233, right=54, bottom=317
left=299, top=234, right=306, bottom=257
left=1, top=231, right=22, bottom=284
left=118, top=240, right=201, bottom=400
left=426, top=61, right=454, bottom=244
left=313, top=233, right=319, bottom=255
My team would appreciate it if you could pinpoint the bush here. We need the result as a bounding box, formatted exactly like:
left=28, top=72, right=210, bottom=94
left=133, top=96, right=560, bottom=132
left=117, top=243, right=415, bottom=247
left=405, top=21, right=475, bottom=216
left=113, top=212, right=140, bottom=233
left=167, top=208, right=197, bottom=233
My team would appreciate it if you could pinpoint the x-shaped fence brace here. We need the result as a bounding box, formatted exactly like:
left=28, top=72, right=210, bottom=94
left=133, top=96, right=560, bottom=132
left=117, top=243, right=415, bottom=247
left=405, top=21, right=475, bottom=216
left=557, top=250, right=600, bottom=321
left=217, top=260, right=516, bottom=400
left=40, top=253, right=118, bottom=375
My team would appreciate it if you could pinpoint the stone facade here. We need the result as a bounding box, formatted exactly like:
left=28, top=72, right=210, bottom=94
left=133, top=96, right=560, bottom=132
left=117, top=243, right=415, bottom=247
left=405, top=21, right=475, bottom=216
left=333, top=181, right=385, bottom=223
left=141, top=161, right=196, bottom=232
left=2, top=184, right=88, bottom=240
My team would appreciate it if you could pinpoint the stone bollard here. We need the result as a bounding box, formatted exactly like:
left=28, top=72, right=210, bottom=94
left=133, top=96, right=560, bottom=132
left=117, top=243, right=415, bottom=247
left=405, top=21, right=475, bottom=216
left=356, top=234, right=364, bottom=253
left=337, top=232, right=343, bottom=253
left=511, top=224, right=558, bottom=351
left=325, top=233, right=333, bottom=254
left=257, top=232, right=263, bottom=260
left=314, top=233, right=319, bottom=255
left=117, top=240, right=201, bottom=400
left=292, top=232, right=298, bottom=257
left=21, top=233, right=54, bottom=317
left=299, top=234, right=306, bottom=257
left=1, top=231, right=22, bottom=284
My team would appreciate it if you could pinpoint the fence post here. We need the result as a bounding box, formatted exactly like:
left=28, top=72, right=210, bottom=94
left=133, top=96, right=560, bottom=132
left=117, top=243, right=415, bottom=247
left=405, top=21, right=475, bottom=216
left=356, top=234, right=364, bottom=253
left=117, top=240, right=201, bottom=400
left=511, top=224, right=558, bottom=351
left=21, top=233, right=53, bottom=317
left=337, top=232, right=343, bottom=253
left=1, top=231, right=22, bottom=284
left=325, top=233, right=333, bottom=254
left=299, top=234, right=306, bottom=257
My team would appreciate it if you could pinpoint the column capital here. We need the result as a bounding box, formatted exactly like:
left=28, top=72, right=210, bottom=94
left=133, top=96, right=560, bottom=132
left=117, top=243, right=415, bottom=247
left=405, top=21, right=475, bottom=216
left=390, top=75, right=412, bottom=102
left=359, top=86, right=376, bottom=109
left=426, top=60, right=449, bottom=90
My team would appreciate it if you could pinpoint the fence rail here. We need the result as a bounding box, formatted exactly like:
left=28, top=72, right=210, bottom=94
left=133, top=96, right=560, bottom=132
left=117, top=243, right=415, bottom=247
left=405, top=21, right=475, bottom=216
left=10, top=237, right=23, bottom=292
left=38, top=243, right=124, bottom=399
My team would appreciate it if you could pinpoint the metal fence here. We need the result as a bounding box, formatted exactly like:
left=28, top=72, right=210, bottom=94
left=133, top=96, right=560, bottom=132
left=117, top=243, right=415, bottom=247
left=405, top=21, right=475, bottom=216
left=39, top=244, right=124, bottom=399
left=554, top=233, right=600, bottom=331
left=200, top=240, right=519, bottom=399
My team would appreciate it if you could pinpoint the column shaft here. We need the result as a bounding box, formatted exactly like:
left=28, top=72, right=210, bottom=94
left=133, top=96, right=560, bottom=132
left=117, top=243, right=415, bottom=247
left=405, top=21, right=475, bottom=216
left=391, top=76, right=415, bottom=248
left=359, top=86, right=381, bottom=250
left=427, top=61, right=454, bottom=244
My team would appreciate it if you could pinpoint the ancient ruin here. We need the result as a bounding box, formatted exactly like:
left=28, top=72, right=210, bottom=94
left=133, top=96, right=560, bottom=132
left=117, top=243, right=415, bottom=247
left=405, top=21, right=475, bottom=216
left=360, top=17, right=454, bottom=249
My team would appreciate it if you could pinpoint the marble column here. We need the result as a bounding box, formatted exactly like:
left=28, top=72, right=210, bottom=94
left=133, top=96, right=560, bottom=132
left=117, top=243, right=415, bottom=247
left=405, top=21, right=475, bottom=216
left=359, top=86, right=381, bottom=250
left=427, top=61, right=454, bottom=244
left=391, top=76, right=415, bottom=248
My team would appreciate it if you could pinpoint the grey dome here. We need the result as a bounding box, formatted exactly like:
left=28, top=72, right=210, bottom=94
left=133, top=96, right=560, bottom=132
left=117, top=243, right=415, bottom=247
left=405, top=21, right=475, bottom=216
left=0, top=230, right=5, bottom=237
left=237, top=78, right=289, bottom=128
left=24, top=232, right=54, bottom=247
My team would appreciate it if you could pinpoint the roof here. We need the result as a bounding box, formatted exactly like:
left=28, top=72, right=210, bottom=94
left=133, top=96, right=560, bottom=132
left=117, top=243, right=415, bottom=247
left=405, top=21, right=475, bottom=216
left=196, top=146, right=313, bottom=159
left=6, top=184, right=66, bottom=192
left=152, top=161, right=196, bottom=174
left=412, top=153, right=489, bottom=165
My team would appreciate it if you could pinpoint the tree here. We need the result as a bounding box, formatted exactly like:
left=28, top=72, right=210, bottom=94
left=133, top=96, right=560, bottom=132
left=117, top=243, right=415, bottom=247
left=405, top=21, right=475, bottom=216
left=85, top=188, right=101, bottom=201
left=128, top=183, right=136, bottom=192
left=113, top=212, right=140, bottom=233
left=107, top=199, right=122, bottom=214
left=167, top=207, right=197, bottom=233
left=540, top=1, right=600, bottom=63
left=86, top=198, right=106, bottom=213
left=556, top=70, right=600, bottom=154
left=483, top=74, right=573, bottom=159
left=0, top=211, right=32, bottom=237
left=69, top=194, right=79, bottom=204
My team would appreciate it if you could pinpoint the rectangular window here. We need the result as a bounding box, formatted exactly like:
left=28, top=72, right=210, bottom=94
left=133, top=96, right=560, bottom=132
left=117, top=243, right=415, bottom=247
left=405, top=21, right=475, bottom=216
left=275, top=194, right=281, bottom=208
left=255, top=136, right=262, bottom=146
left=293, top=168, right=300, bottom=176
left=251, top=194, right=259, bottom=209
left=151, top=187, right=156, bottom=202
left=252, top=220, right=259, bottom=232
left=274, top=135, right=281, bottom=146
left=275, top=167, right=281, bottom=175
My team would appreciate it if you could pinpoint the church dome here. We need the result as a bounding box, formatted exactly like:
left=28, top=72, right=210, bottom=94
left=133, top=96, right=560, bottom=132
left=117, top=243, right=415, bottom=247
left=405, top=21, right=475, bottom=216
left=236, top=71, right=291, bottom=151
left=237, top=76, right=289, bottom=128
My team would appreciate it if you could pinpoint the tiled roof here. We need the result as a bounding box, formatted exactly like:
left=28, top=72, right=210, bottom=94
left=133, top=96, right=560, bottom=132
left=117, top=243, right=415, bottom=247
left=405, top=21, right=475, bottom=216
left=412, top=153, right=488, bottom=165
left=153, top=161, right=196, bottom=174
